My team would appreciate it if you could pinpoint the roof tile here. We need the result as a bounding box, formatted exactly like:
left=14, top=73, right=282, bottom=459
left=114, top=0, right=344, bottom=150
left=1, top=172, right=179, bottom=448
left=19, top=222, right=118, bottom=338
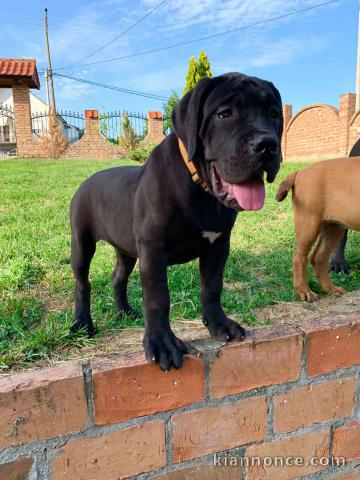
left=0, top=58, right=40, bottom=89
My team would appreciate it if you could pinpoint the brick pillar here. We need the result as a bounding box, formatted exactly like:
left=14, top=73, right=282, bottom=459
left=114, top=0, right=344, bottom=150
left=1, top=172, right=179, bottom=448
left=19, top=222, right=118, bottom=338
left=282, top=104, right=292, bottom=160
left=12, top=84, right=34, bottom=157
left=339, top=93, right=356, bottom=155
left=144, top=111, right=165, bottom=144
left=84, top=109, right=100, bottom=136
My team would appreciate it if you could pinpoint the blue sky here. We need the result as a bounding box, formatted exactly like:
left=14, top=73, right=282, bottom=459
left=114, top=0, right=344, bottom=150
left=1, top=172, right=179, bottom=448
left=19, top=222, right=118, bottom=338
left=1, top=0, right=357, bottom=115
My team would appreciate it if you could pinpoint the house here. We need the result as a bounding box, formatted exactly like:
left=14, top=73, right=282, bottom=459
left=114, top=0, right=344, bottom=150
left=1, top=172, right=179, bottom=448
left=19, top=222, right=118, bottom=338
left=0, top=88, right=83, bottom=150
left=0, top=88, right=49, bottom=142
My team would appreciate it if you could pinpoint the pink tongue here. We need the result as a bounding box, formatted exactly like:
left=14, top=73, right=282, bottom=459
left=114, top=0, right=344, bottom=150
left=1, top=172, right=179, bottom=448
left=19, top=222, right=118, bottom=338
left=225, top=178, right=265, bottom=211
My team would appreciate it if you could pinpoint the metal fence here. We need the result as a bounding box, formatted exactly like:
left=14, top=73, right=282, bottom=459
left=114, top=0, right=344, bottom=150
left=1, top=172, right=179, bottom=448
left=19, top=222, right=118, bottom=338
left=31, top=110, right=85, bottom=143
left=0, top=103, right=16, bottom=143
left=100, top=111, right=148, bottom=144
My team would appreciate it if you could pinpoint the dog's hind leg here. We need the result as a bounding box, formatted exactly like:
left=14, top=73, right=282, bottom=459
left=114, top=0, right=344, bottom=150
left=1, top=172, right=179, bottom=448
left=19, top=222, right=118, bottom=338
left=70, top=232, right=96, bottom=336
left=293, top=215, right=321, bottom=302
left=310, top=223, right=347, bottom=296
left=112, top=250, right=139, bottom=320
left=329, top=230, right=349, bottom=274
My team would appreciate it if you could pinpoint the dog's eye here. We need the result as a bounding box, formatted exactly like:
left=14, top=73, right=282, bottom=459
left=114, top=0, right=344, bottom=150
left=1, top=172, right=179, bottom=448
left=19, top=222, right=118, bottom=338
left=270, top=108, right=280, bottom=119
left=217, top=109, right=232, bottom=119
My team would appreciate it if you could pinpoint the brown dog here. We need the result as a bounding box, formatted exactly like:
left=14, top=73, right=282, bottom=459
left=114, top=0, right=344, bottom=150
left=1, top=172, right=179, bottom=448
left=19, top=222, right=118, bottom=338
left=276, top=157, right=360, bottom=301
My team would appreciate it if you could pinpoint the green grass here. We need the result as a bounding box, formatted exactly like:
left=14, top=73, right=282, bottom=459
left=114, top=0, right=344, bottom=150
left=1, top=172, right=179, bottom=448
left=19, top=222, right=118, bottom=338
left=1, top=157, right=359, bottom=371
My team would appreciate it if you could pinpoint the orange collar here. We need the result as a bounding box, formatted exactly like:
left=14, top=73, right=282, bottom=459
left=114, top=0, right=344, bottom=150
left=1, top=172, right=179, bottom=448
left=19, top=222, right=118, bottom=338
left=178, top=138, right=209, bottom=192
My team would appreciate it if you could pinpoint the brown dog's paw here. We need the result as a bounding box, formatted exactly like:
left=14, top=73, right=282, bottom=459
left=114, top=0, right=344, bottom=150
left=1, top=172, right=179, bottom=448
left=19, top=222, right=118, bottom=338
left=297, top=288, right=319, bottom=302
left=330, top=285, right=347, bottom=296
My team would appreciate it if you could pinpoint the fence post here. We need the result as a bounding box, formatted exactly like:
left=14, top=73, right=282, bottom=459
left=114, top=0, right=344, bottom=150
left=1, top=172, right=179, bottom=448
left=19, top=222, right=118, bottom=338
left=84, top=110, right=100, bottom=136
left=339, top=93, right=356, bottom=155
left=281, top=104, right=292, bottom=161
left=12, top=84, right=34, bottom=157
left=144, top=111, right=165, bottom=144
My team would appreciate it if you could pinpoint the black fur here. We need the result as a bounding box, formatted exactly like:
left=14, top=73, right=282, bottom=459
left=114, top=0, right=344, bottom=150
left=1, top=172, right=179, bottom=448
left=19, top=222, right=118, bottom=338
left=70, top=72, right=283, bottom=371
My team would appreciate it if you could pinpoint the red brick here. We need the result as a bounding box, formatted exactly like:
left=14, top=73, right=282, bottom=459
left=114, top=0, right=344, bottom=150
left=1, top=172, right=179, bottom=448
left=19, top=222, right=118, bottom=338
left=0, top=457, right=33, bottom=480
left=245, top=430, right=330, bottom=480
left=152, top=463, right=243, bottom=479
left=0, top=363, right=87, bottom=448
left=274, top=377, right=356, bottom=433
left=92, top=354, right=205, bottom=424
left=171, top=396, right=267, bottom=462
left=300, top=314, right=360, bottom=377
left=210, top=325, right=302, bottom=398
left=50, top=420, right=165, bottom=480
left=333, top=421, right=360, bottom=461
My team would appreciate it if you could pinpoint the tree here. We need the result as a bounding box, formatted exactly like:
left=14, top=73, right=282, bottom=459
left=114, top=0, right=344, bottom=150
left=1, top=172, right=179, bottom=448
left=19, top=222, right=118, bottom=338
left=197, top=50, right=212, bottom=80
left=118, top=112, right=139, bottom=152
left=183, top=50, right=213, bottom=95
left=183, top=56, right=198, bottom=96
left=162, top=90, right=180, bottom=134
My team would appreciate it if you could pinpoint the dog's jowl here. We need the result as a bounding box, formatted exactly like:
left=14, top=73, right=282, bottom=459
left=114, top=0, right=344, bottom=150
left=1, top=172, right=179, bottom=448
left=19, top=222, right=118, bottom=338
left=70, top=73, right=283, bottom=371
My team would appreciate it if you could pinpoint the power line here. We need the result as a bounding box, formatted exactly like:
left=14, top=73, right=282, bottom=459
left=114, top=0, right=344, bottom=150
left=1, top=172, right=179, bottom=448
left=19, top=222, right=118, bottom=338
left=53, top=0, right=339, bottom=71
left=61, top=0, right=169, bottom=69
left=53, top=72, right=169, bottom=101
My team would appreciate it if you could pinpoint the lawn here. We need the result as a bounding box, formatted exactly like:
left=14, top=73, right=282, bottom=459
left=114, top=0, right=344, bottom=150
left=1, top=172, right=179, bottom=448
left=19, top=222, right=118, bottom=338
left=1, top=157, right=359, bottom=371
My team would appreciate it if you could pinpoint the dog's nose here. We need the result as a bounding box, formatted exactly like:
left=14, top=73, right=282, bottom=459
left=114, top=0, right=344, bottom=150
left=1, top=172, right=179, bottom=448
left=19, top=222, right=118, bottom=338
left=252, top=135, right=278, bottom=158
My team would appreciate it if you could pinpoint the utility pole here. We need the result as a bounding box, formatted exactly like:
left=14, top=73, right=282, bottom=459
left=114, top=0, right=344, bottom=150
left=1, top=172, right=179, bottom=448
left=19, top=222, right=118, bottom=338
left=44, top=68, right=50, bottom=108
left=44, top=8, right=56, bottom=112
left=357, top=2, right=360, bottom=111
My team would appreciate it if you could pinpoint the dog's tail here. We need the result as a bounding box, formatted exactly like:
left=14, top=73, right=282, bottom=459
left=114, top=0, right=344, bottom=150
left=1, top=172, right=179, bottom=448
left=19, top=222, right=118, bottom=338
left=275, top=171, right=299, bottom=202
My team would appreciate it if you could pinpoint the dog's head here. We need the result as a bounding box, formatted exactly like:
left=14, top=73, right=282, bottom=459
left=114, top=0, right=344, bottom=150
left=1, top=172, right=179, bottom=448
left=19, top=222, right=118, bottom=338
left=172, top=72, right=283, bottom=211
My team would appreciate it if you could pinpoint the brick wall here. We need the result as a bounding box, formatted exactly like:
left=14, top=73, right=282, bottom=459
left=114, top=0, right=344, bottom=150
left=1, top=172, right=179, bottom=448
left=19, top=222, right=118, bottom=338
left=63, top=110, right=121, bottom=159
left=63, top=110, right=165, bottom=158
left=12, top=85, right=43, bottom=158
left=12, top=83, right=360, bottom=162
left=1, top=313, right=359, bottom=479
left=283, top=93, right=358, bottom=162
left=144, top=111, right=165, bottom=145
left=11, top=82, right=165, bottom=159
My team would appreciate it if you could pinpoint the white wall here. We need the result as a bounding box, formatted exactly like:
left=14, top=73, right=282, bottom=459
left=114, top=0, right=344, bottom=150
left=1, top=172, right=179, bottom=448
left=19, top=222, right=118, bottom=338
left=0, top=88, right=48, bottom=113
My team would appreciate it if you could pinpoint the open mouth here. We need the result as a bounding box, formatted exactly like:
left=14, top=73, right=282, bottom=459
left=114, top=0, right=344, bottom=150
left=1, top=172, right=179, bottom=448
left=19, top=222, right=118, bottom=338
left=211, top=166, right=265, bottom=211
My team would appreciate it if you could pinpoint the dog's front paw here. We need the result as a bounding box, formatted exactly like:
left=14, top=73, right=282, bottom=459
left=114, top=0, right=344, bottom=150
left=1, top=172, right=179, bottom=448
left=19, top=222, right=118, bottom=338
left=204, top=316, right=246, bottom=342
left=143, top=331, right=188, bottom=371
left=329, top=285, right=347, bottom=296
left=296, top=287, right=319, bottom=302
left=71, top=317, right=96, bottom=337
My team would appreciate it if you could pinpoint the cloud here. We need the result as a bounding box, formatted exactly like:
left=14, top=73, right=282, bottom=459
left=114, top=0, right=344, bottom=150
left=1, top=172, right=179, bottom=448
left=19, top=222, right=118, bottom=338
left=141, top=0, right=339, bottom=36
left=128, top=64, right=186, bottom=92
left=247, top=35, right=328, bottom=68
left=55, top=76, right=92, bottom=104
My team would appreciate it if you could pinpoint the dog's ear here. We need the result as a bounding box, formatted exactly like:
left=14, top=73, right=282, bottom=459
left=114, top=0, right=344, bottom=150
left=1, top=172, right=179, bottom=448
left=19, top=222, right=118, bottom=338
left=172, top=76, right=214, bottom=161
left=269, top=82, right=284, bottom=162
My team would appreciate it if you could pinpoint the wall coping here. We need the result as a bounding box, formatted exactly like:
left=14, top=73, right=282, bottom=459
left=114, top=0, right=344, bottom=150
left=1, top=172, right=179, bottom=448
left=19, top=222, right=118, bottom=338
left=1, top=312, right=359, bottom=478
left=286, top=103, right=339, bottom=134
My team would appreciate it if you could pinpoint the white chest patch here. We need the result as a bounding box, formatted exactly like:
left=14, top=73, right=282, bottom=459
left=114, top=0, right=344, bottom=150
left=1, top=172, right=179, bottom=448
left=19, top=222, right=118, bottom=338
left=202, top=231, right=222, bottom=244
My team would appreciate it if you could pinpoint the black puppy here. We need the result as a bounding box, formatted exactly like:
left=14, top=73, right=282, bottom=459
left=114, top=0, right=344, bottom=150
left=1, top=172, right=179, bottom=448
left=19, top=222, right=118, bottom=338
left=70, top=73, right=283, bottom=371
left=329, top=138, right=360, bottom=273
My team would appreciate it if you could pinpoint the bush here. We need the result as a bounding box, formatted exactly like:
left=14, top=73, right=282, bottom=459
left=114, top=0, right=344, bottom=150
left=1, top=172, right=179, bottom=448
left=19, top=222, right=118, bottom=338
left=118, top=112, right=140, bottom=152
left=126, top=142, right=158, bottom=164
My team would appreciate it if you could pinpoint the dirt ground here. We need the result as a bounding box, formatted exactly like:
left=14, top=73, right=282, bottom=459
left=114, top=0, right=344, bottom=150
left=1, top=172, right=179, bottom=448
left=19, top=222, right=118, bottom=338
left=28, top=290, right=360, bottom=372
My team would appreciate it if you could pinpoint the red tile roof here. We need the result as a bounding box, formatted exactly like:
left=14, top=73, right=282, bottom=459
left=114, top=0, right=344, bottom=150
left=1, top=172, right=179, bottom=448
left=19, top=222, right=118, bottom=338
left=0, top=58, right=40, bottom=89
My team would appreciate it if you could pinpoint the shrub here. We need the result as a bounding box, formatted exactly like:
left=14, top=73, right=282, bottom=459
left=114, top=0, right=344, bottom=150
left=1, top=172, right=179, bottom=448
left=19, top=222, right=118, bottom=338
left=39, top=109, right=68, bottom=158
left=118, top=112, right=140, bottom=152
left=126, top=142, right=157, bottom=164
